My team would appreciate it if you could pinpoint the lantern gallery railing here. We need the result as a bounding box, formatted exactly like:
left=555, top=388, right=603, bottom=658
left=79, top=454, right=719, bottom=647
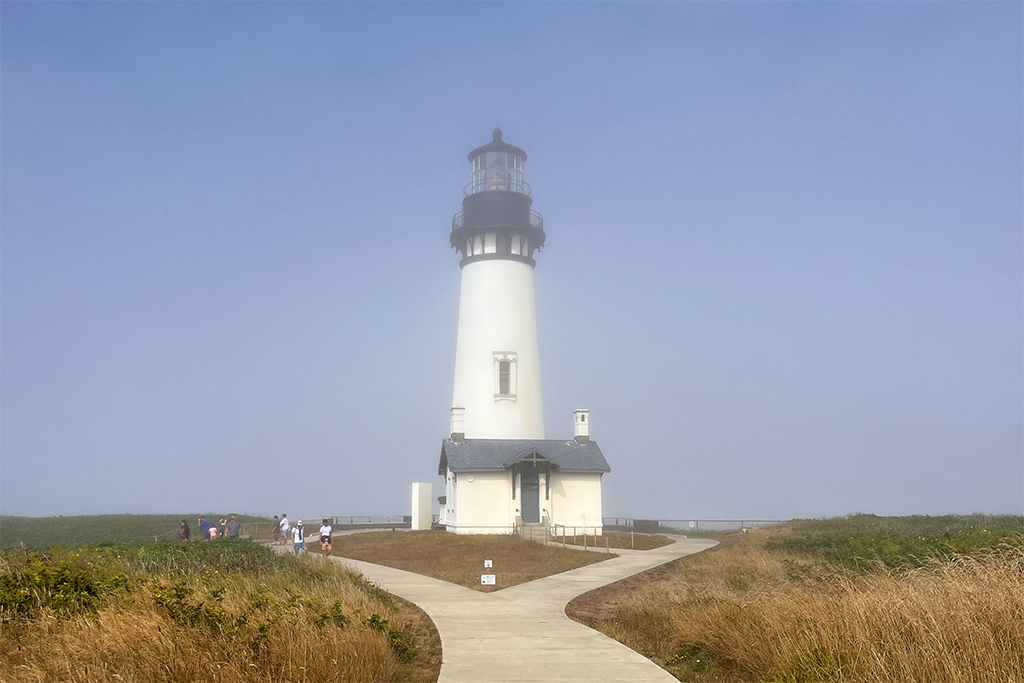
left=464, top=179, right=532, bottom=197
left=452, top=209, right=544, bottom=233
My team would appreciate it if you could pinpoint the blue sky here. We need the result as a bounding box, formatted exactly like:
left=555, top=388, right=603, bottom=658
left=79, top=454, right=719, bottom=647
left=2, top=2, right=1021, bottom=519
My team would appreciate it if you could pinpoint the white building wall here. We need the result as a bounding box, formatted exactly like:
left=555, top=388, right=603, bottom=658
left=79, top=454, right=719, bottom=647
left=441, top=469, right=455, bottom=525
left=549, top=472, right=604, bottom=535
left=411, top=482, right=432, bottom=531
left=447, top=471, right=516, bottom=534
left=452, top=259, right=545, bottom=439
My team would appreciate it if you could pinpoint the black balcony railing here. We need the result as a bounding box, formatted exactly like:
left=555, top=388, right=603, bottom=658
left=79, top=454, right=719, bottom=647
left=452, top=210, right=544, bottom=233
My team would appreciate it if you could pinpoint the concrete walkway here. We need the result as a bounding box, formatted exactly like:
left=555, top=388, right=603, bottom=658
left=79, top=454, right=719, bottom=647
left=331, top=536, right=717, bottom=682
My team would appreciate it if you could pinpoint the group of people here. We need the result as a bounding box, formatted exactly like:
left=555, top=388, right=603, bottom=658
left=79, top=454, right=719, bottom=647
left=178, top=515, right=242, bottom=541
left=271, top=513, right=334, bottom=558
left=175, top=513, right=333, bottom=557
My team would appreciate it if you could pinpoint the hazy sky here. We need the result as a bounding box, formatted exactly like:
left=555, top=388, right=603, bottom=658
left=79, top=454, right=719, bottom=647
left=2, top=2, right=1021, bottom=520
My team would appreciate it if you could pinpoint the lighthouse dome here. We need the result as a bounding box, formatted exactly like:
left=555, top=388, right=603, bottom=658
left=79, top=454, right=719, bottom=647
left=467, top=128, right=528, bottom=162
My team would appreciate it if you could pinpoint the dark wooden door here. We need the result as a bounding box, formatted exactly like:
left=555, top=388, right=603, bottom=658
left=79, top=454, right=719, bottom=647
left=520, top=466, right=540, bottom=523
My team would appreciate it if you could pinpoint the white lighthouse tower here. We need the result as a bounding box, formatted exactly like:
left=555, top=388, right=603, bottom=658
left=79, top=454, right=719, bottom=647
left=450, top=129, right=546, bottom=440
left=438, top=130, right=610, bottom=535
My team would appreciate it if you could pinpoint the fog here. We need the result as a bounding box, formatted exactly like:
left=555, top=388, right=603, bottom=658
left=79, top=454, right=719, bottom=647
left=2, top=3, right=1021, bottom=520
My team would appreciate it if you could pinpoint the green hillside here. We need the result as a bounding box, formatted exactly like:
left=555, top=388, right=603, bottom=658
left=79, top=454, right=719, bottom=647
left=0, top=514, right=273, bottom=547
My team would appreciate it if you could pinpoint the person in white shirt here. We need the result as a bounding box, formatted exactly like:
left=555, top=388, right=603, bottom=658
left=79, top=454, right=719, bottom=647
left=279, top=514, right=290, bottom=545
left=319, top=518, right=333, bottom=558
left=291, top=520, right=306, bottom=554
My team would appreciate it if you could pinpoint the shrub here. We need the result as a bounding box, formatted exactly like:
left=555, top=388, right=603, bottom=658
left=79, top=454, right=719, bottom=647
left=0, top=541, right=429, bottom=682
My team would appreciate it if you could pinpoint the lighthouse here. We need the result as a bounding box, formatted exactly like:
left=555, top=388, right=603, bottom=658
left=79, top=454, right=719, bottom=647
left=438, top=130, right=610, bottom=535
left=450, top=129, right=546, bottom=439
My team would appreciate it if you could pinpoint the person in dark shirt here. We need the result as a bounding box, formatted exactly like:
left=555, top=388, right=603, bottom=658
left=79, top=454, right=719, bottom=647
left=198, top=516, right=212, bottom=540
left=179, top=520, right=191, bottom=542
left=227, top=516, right=242, bottom=538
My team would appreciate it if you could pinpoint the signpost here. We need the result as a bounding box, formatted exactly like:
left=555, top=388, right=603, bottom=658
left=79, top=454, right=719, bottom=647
left=481, top=557, right=494, bottom=591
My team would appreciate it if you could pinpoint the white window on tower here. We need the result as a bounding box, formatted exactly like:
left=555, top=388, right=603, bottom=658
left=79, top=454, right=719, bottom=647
left=510, top=234, right=522, bottom=255
left=493, top=351, right=517, bottom=401
left=483, top=232, right=497, bottom=254
left=499, top=361, right=510, bottom=394
left=472, top=234, right=483, bottom=256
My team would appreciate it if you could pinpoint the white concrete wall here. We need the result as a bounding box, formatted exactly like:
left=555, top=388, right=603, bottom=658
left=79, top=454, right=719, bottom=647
left=549, top=472, right=604, bottom=535
left=452, top=259, right=545, bottom=439
left=411, top=482, right=432, bottom=531
left=440, top=469, right=455, bottom=525
left=447, top=470, right=516, bottom=534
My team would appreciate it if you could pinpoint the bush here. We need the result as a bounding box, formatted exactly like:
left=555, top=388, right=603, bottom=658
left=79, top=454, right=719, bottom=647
left=766, top=513, right=1024, bottom=570
left=0, top=540, right=428, bottom=682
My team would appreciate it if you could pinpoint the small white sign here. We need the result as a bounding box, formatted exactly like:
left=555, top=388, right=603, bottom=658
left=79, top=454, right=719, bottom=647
left=689, top=521, right=696, bottom=528
left=480, top=574, right=496, bottom=586
left=484, top=559, right=493, bottom=568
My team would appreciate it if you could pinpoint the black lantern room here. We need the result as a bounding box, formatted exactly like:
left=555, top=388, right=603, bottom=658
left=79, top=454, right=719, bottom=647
left=450, top=129, right=546, bottom=267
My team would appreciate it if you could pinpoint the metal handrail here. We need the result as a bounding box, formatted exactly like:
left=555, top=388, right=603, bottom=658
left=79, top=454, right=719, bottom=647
left=530, top=210, right=544, bottom=230
left=451, top=210, right=544, bottom=233
left=602, top=517, right=790, bottom=531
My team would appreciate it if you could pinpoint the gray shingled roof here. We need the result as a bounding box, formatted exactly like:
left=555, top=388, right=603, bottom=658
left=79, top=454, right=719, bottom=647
left=438, top=439, right=611, bottom=475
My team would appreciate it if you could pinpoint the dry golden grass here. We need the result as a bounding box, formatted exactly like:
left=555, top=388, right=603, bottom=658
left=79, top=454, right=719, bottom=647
left=568, top=529, right=1024, bottom=683
left=330, top=530, right=612, bottom=591
left=1, top=541, right=441, bottom=683
left=554, top=531, right=672, bottom=550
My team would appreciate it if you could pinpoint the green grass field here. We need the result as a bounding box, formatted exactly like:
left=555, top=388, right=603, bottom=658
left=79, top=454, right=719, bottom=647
left=0, top=513, right=273, bottom=547
left=766, top=512, right=1024, bottom=570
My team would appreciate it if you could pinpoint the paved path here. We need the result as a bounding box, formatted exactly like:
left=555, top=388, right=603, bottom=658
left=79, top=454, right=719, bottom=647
left=331, top=536, right=717, bottom=683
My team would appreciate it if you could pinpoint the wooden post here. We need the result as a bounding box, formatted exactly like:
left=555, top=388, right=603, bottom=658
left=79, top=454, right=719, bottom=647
left=631, top=530, right=634, bottom=549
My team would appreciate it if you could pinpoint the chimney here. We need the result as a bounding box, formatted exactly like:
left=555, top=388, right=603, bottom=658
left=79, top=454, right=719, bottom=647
left=574, top=409, right=590, bottom=444
left=450, top=406, right=466, bottom=442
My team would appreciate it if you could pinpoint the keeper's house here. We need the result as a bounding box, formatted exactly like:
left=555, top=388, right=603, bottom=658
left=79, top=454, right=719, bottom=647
left=437, top=410, right=610, bottom=535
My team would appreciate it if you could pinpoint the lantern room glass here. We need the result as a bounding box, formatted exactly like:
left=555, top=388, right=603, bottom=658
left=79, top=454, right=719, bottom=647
left=470, top=152, right=525, bottom=195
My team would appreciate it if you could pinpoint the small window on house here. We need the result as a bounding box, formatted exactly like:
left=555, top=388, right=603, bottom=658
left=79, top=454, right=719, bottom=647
left=499, top=361, right=511, bottom=395
left=581, top=414, right=585, bottom=422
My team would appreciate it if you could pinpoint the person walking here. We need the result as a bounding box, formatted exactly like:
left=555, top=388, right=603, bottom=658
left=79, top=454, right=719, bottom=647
left=291, top=520, right=306, bottom=555
left=319, top=518, right=333, bottom=558
left=179, top=520, right=191, bottom=542
left=227, top=516, right=242, bottom=539
left=279, top=514, right=290, bottom=545
left=272, top=515, right=280, bottom=543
